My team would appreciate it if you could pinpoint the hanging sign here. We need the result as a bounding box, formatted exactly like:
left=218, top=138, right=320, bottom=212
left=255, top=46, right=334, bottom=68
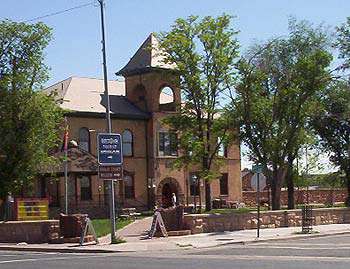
left=97, top=133, right=123, bottom=166
left=98, top=165, right=123, bottom=180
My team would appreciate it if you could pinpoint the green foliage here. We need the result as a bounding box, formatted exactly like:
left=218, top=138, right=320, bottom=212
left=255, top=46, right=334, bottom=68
left=335, top=17, right=350, bottom=70
left=312, top=81, right=350, bottom=205
left=157, top=15, right=240, bottom=210
left=91, top=218, right=132, bottom=238
left=0, top=20, right=63, bottom=198
left=230, top=19, right=332, bottom=209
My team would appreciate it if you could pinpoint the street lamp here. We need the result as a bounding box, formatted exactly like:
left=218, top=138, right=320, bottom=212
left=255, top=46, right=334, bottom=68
left=190, top=174, right=198, bottom=213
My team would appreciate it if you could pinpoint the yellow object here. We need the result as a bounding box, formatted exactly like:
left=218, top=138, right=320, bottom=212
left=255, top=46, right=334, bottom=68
left=16, top=199, right=49, bottom=221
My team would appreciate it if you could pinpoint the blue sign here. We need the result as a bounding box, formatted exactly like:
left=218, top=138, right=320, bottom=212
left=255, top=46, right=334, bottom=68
left=97, top=133, right=123, bottom=166
left=252, top=164, right=263, bottom=173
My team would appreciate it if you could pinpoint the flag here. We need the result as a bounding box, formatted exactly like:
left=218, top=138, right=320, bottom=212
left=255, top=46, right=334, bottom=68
left=61, top=117, right=69, bottom=152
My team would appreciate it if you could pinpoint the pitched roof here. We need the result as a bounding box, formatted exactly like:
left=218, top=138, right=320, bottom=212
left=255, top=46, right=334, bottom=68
left=117, top=33, right=176, bottom=76
left=40, top=147, right=98, bottom=175
left=44, top=77, right=150, bottom=120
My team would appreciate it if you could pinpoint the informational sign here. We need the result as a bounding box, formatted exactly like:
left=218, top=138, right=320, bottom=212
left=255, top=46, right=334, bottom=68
left=251, top=173, right=267, bottom=191
left=148, top=211, right=168, bottom=238
left=97, top=133, right=123, bottom=166
left=15, top=198, right=49, bottom=221
left=252, top=164, right=263, bottom=174
left=99, top=165, right=123, bottom=180
left=80, top=217, right=99, bottom=246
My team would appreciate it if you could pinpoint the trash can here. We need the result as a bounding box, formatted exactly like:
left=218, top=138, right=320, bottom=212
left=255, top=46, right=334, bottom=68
left=301, top=205, right=313, bottom=233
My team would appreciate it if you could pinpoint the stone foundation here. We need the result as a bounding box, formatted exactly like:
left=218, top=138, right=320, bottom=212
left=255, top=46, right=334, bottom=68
left=184, top=207, right=350, bottom=234
left=242, top=189, right=348, bottom=207
left=0, top=220, right=60, bottom=243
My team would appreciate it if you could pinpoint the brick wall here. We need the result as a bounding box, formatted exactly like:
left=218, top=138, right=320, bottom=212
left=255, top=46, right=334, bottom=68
left=0, top=220, right=59, bottom=243
left=242, top=189, right=348, bottom=207
left=184, top=207, right=350, bottom=234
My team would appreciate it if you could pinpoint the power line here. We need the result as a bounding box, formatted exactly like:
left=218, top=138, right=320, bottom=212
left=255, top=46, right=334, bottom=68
left=22, top=1, right=96, bottom=23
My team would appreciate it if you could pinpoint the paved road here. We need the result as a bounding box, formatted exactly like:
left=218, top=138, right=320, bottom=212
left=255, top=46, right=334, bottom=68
left=1, top=234, right=350, bottom=269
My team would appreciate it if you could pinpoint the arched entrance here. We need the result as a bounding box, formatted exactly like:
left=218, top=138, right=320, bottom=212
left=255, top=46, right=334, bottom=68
left=156, top=178, right=183, bottom=208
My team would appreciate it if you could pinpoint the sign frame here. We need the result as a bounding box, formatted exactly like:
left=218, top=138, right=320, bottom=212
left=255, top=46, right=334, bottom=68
left=97, top=133, right=123, bottom=166
left=251, top=173, right=267, bottom=191
left=98, top=165, right=123, bottom=180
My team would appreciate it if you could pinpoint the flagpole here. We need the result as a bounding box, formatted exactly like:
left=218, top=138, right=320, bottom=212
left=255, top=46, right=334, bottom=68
left=64, top=116, right=68, bottom=215
left=98, top=0, right=116, bottom=243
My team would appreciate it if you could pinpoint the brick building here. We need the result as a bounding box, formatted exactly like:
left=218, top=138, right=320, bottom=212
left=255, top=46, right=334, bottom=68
left=37, top=34, right=242, bottom=215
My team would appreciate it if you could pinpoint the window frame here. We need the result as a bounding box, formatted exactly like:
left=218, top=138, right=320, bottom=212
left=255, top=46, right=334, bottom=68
left=78, top=127, right=90, bottom=152
left=217, top=137, right=228, bottom=158
left=79, top=175, right=92, bottom=201
left=122, top=129, right=134, bottom=157
left=158, top=131, right=178, bottom=157
left=124, top=174, right=135, bottom=199
left=220, top=173, right=229, bottom=196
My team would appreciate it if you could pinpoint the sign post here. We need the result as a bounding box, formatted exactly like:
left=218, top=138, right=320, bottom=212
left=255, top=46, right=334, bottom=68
left=97, top=133, right=123, bottom=243
left=252, top=164, right=264, bottom=238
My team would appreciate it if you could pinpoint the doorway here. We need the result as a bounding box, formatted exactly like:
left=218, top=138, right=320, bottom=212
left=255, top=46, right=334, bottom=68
left=161, top=182, right=177, bottom=208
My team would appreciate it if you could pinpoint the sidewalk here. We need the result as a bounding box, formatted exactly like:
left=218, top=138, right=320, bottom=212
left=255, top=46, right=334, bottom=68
left=1, top=223, right=350, bottom=253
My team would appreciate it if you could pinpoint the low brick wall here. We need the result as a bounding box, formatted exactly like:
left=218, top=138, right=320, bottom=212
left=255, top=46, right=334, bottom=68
left=0, top=220, right=59, bottom=243
left=184, top=207, right=350, bottom=234
left=242, top=189, right=348, bottom=207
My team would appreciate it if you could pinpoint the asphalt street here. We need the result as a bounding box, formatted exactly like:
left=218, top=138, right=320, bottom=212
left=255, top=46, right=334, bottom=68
left=1, top=234, right=350, bottom=269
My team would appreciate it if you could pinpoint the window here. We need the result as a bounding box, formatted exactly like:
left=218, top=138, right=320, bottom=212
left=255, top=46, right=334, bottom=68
left=189, top=172, right=200, bottom=196
left=79, top=128, right=90, bottom=152
left=159, top=86, right=175, bottom=111
left=217, top=138, right=228, bottom=157
left=159, top=86, right=174, bottom=104
left=158, top=132, right=178, bottom=156
left=79, top=176, right=92, bottom=200
left=220, top=173, right=229, bottom=196
left=122, top=130, right=133, bottom=157
left=124, top=175, right=135, bottom=199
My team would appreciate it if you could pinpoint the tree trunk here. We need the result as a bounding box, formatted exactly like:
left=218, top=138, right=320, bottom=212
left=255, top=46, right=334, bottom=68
left=286, top=156, right=295, bottom=209
left=205, top=181, right=211, bottom=211
left=202, top=156, right=212, bottom=212
left=271, top=166, right=287, bottom=210
left=346, top=170, right=350, bottom=207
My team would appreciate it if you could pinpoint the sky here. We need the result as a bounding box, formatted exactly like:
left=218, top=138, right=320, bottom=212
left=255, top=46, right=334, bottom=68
left=1, top=0, right=349, bottom=172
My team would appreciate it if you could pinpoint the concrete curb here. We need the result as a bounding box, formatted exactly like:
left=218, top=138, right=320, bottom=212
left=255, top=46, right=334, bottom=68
left=0, top=245, right=124, bottom=254
left=1, top=230, right=350, bottom=254
left=204, top=230, right=350, bottom=248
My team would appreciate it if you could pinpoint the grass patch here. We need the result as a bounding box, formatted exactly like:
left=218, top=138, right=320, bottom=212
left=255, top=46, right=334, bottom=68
left=91, top=218, right=133, bottom=238
left=111, top=236, right=127, bottom=244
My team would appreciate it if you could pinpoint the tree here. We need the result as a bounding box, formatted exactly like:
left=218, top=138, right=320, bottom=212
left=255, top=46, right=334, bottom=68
left=0, top=20, right=63, bottom=199
left=230, top=19, right=332, bottom=210
left=312, top=81, right=350, bottom=206
left=335, top=17, right=350, bottom=71
left=157, top=15, right=240, bottom=211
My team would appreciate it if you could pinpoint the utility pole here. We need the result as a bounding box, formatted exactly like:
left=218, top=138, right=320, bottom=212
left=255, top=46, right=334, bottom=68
left=64, top=116, right=69, bottom=215
left=97, top=0, right=116, bottom=243
left=306, top=145, right=309, bottom=205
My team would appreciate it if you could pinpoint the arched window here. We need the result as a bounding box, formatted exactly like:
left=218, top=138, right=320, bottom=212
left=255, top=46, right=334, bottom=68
left=122, top=130, right=133, bottom=157
left=124, top=174, right=135, bottom=199
left=79, top=127, right=90, bottom=152
left=159, top=86, right=175, bottom=111
left=159, top=86, right=174, bottom=104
